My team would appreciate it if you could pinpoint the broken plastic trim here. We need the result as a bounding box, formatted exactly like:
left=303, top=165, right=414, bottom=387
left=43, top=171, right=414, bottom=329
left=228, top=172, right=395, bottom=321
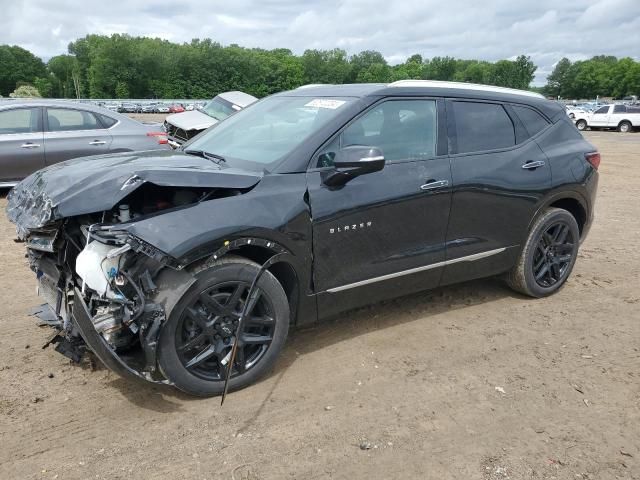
left=72, top=287, right=171, bottom=386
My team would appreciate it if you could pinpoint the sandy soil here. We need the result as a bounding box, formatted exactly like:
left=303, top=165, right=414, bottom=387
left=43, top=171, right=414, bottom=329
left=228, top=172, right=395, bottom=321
left=0, top=131, right=638, bottom=480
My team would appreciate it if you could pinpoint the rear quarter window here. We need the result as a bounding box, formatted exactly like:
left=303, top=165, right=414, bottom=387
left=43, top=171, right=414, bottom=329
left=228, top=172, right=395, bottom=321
left=98, top=114, right=117, bottom=128
left=452, top=101, right=515, bottom=153
left=512, top=105, right=550, bottom=137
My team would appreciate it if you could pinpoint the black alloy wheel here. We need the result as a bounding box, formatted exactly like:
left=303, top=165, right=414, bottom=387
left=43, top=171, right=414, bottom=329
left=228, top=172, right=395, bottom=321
left=176, top=281, right=275, bottom=381
left=506, top=208, right=580, bottom=298
left=158, top=256, right=290, bottom=396
left=531, top=222, right=575, bottom=288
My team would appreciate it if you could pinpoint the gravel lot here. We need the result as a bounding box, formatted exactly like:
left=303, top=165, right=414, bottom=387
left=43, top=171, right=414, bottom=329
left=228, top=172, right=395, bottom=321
left=0, top=131, right=638, bottom=480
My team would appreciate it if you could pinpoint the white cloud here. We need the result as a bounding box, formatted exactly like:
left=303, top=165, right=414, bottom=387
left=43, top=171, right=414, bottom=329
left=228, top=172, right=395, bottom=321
left=1, top=0, right=639, bottom=85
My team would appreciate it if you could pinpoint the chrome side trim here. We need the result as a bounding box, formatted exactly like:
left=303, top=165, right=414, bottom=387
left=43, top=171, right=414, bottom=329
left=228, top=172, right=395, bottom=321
left=326, top=247, right=507, bottom=293
left=0, top=181, right=19, bottom=188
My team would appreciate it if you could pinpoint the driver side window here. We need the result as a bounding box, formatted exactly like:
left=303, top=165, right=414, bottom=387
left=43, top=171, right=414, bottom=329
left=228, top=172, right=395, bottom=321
left=317, top=99, right=437, bottom=167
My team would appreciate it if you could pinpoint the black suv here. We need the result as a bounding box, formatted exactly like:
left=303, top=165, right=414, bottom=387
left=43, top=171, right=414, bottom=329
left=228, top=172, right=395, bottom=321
left=6, top=81, right=599, bottom=396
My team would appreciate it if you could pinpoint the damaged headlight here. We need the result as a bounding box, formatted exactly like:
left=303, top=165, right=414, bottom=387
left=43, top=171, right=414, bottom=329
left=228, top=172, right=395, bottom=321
left=7, top=189, right=56, bottom=239
left=25, top=229, right=58, bottom=253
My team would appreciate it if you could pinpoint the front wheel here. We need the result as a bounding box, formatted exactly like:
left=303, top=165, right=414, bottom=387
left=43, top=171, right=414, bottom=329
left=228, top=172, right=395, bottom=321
left=157, top=256, right=290, bottom=396
left=506, top=208, right=580, bottom=298
left=575, top=119, right=587, bottom=131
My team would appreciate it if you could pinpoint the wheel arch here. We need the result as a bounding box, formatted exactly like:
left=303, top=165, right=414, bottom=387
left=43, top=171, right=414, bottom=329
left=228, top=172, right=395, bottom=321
left=529, top=192, right=589, bottom=240
left=182, top=237, right=303, bottom=326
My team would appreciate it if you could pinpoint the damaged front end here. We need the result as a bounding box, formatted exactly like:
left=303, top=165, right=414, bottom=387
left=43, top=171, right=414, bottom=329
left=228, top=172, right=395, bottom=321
left=6, top=155, right=261, bottom=386
left=14, top=210, right=194, bottom=385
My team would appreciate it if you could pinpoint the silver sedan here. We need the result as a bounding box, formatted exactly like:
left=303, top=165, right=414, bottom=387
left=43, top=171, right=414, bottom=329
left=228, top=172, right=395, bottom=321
left=0, top=99, right=170, bottom=187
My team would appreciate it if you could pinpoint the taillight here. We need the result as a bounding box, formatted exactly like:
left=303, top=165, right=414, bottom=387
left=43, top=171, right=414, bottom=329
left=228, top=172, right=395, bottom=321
left=585, top=152, right=600, bottom=170
left=147, top=131, right=168, bottom=145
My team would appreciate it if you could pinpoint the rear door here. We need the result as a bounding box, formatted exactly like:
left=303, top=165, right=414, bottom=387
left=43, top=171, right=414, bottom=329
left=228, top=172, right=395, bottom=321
left=0, top=107, right=44, bottom=184
left=43, top=107, right=112, bottom=165
left=441, top=99, right=552, bottom=285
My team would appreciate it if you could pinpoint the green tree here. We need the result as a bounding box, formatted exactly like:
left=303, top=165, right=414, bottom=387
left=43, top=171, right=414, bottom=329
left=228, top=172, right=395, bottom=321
left=9, top=84, right=41, bottom=98
left=0, top=45, right=47, bottom=96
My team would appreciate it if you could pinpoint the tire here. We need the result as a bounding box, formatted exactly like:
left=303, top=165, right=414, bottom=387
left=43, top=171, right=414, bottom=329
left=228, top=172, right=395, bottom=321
left=569, top=113, right=575, bottom=119
left=157, top=255, right=290, bottom=396
left=506, top=208, right=580, bottom=298
left=575, top=119, right=587, bottom=131
left=618, top=121, right=633, bottom=133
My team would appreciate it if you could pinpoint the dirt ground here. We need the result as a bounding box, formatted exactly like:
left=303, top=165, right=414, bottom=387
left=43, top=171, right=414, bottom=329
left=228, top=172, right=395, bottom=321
left=0, top=131, right=638, bottom=480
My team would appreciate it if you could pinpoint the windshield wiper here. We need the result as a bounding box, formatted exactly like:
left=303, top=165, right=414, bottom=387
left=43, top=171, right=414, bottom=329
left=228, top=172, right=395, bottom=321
left=184, top=149, right=227, bottom=165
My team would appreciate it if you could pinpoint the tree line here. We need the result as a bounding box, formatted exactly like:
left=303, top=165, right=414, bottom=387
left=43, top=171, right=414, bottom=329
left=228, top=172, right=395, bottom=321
left=0, top=34, right=637, bottom=100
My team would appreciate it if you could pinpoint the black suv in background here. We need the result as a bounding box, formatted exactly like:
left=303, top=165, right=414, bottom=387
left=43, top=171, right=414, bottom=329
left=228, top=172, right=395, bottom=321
left=7, top=81, right=599, bottom=396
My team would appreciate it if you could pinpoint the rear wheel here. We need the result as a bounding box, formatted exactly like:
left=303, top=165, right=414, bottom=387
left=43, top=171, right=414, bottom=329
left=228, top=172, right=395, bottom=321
left=618, top=121, right=633, bottom=133
left=575, top=119, right=587, bottom=131
left=157, top=256, right=289, bottom=396
left=506, top=208, right=580, bottom=298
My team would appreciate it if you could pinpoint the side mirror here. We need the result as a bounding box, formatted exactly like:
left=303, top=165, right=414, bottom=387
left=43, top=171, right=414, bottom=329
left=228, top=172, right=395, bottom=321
left=323, top=146, right=385, bottom=187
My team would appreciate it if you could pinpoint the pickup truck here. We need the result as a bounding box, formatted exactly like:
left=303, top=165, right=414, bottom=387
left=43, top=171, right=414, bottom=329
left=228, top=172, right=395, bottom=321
left=574, top=104, right=640, bottom=133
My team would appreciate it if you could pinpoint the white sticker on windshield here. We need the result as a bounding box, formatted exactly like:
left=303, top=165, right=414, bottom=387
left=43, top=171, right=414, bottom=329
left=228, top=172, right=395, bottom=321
left=304, top=99, right=346, bottom=110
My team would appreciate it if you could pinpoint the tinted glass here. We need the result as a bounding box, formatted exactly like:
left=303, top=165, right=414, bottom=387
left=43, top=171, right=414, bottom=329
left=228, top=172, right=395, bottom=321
left=47, top=108, right=101, bottom=132
left=0, top=108, right=39, bottom=135
left=512, top=105, right=550, bottom=137
left=98, top=114, right=117, bottom=128
left=453, top=102, right=515, bottom=153
left=594, top=106, right=609, bottom=114
left=613, top=105, right=627, bottom=113
left=340, top=99, right=437, bottom=162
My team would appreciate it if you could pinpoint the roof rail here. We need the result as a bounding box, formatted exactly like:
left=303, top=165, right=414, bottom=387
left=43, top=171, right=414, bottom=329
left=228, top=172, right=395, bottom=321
left=296, top=84, right=333, bottom=89
left=388, top=80, right=544, bottom=99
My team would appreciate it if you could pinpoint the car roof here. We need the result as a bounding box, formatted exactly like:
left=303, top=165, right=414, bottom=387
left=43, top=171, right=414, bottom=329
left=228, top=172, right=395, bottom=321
left=279, top=80, right=560, bottom=118
left=281, top=80, right=544, bottom=102
left=217, top=91, right=258, bottom=107
left=0, top=99, right=141, bottom=124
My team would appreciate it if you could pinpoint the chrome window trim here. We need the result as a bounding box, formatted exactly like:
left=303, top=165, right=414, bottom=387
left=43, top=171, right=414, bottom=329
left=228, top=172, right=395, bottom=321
left=326, top=247, right=507, bottom=293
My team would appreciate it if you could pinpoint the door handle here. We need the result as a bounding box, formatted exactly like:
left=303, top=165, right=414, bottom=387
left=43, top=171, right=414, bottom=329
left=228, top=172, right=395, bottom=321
left=89, top=140, right=106, bottom=146
left=522, top=160, right=545, bottom=170
left=20, top=143, right=41, bottom=149
left=420, top=179, right=449, bottom=191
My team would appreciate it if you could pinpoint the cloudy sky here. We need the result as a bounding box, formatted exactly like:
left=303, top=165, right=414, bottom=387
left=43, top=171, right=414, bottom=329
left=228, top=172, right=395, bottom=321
left=2, top=0, right=639, bottom=85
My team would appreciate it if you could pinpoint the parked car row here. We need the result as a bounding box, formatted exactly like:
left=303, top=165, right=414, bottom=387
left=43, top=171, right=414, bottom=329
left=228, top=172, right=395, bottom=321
left=94, top=101, right=207, bottom=114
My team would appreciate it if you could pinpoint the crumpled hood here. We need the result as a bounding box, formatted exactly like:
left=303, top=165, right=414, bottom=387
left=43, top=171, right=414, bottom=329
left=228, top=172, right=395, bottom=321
left=165, top=110, right=217, bottom=131
left=6, top=149, right=262, bottom=235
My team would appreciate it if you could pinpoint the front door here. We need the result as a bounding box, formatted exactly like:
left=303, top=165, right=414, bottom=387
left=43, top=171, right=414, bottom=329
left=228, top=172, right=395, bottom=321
left=589, top=105, right=611, bottom=127
left=43, top=107, right=112, bottom=165
left=307, top=98, right=452, bottom=317
left=0, top=107, right=44, bottom=184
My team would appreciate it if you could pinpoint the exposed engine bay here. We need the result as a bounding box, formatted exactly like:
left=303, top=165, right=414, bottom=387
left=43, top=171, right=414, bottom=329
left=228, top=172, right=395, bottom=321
left=16, top=184, right=244, bottom=383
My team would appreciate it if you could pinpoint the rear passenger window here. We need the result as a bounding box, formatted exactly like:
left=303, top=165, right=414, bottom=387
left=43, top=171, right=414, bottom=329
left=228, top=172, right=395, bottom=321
left=0, top=108, right=39, bottom=135
left=512, top=105, right=550, bottom=137
left=47, top=108, right=101, bottom=132
left=613, top=105, right=627, bottom=114
left=452, top=102, right=515, bottom=153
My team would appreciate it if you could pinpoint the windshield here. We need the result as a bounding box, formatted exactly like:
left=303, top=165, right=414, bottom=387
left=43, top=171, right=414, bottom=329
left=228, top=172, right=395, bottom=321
left=186, top=96, right=354, bottom=171
left=200, top=97, right=238, bottom=121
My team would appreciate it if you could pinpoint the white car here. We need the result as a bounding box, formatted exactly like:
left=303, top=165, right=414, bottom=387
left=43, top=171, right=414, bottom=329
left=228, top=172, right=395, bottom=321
left=565, top=105, right=587, bottom=119
left=574, top=104, right=640, bottom=133
left=164, top=91, right=257, bottom=147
